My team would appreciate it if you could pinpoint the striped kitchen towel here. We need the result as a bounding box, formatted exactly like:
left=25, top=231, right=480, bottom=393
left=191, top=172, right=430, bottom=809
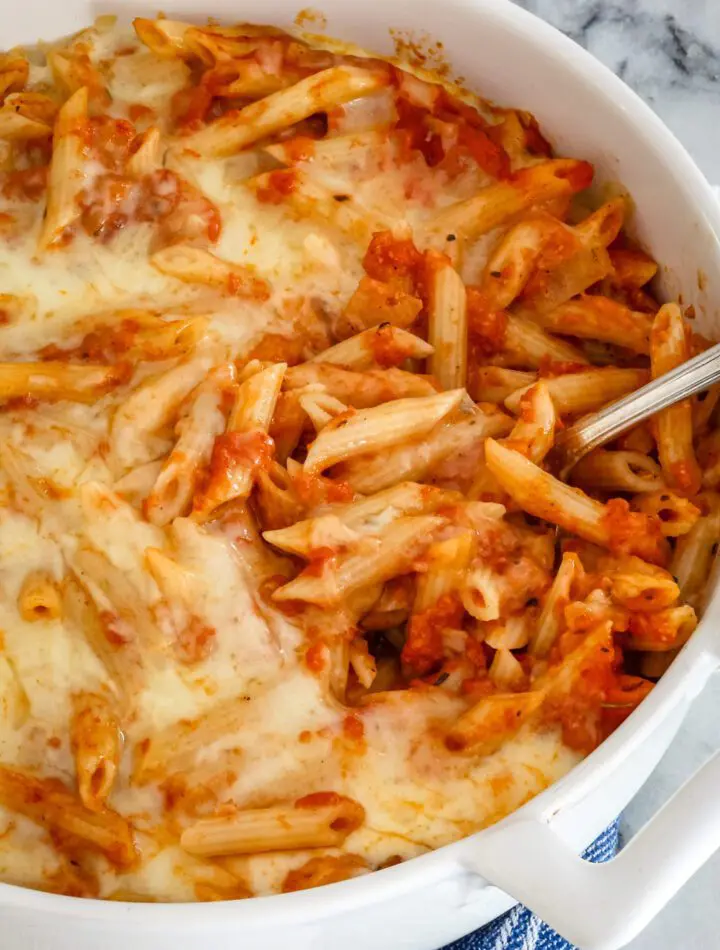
left=442, top=820, right=621, bottom=950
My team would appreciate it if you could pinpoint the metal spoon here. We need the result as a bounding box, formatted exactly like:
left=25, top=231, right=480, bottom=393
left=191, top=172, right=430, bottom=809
left=552, top=341, right=720, bottom=478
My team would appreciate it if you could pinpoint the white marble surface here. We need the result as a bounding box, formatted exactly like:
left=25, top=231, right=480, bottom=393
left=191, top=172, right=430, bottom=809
left=509, top=2, right=720, bottom=947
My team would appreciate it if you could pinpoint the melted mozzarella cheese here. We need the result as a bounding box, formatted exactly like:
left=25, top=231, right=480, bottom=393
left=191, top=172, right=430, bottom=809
left=0, top=21, right=583, bottom=901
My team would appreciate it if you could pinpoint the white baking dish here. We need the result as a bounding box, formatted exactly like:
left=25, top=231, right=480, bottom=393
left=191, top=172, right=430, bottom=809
left=4, top=1, right=720, bottom=948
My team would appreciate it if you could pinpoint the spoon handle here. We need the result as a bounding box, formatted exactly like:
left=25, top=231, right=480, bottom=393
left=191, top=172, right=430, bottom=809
left=555, top=341, right=720, bottom=475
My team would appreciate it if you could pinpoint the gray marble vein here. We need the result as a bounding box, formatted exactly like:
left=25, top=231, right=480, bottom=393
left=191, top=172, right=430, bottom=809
left=511, top=0, right=720, bottom=180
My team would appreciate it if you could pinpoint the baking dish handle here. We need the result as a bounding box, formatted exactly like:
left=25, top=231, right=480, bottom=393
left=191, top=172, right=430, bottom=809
left=464, top=749, right=720, bottom=950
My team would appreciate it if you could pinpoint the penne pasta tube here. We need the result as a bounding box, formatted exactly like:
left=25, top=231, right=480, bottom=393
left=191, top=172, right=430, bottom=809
left=425, top=159, right=593, bottom=243
left=481, top=612, right=535, bottom=651
left=273, top=515, right=445, bottom=605
left=181, top=793, right=365, bottom=857
left=574, top=197, right=626, bottom=248
left=445, top=691, right=544, bottom=755
left=183, top=66, right=389, bottom=158
left=489, top=648, right=527, bottom=691
left=0, top=765, right=136, bottom=868
left=570, top=450, right=665, bottom=494
left=309, top=326, right=433, bottom=371
left=634, top=490, right=701, bottom=537
left=38, top=86, right=89, bottom=251
left=627, top=604, right=697, bottom=652
left=264, top=129, right=387, bottom=166
left=151, top=245, right=269, bottom=299
left=17, top=570, right=63, bottom=622
left=145, top=374, right=228, bottom=526
left=284, top=363, right=437, bottom=406
left=484, top=439, right=668, bottom=563
left=477, top=212, right=567, bottom=311
left=126, top=126, right=163, bottom=178
left=249, top=169, right=394, bottom=238
left=254, top=461, right=304, bottom=530
left=460, top=563, right=502, bottom=622
left=331, top=481, right=461, bottom=529
left=469, top=366, right=537, bottom=404
left=264, top=514, right=359, bottom=557
left=70, top=692, right=123, bottom=812
left=71, top=545, right=166, bottom=655
left=62, top=576, right=144, bottom=699
left=0, top=53, right=28, bottom=100
left=0, top=110, right=52, bottom=140
left=502, top=381, right=555, bottom=463
left=282, top=853, right=368, bottom=893
left=135, top=694, right=257, bottom=783
left=650, top=303, right=701, bottom=494
left=609, top=560, right=679, bottom=612
left=263, top=481, right=457, bottom=554
left=299, top=390, right=348, bottom=431
left=0, top=361, right=127, bottom=405
left=303, top=389, right=464, bottom=475
left=504, top=368, right=649, bottom=417
left=133, top=18, right=196, bottom=59
left=342, top=409, right=513, bottom=494
left=192, top=362, right=285, bottom=518
left=670, top=493, right=720, bottom=606
left=426, top=254, right=467, bottom=390
left=338, top=276, right=422, bottom=338
left=531, top=295, right=652, bottom=354
left=503, top=314, right=589, bottom=369
left=511, top=202, right=622, bottom=319
left=111, top=349, right=221, bottom=470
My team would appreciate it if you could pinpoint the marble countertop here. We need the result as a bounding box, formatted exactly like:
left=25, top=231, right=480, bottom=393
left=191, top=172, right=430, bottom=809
left=510, top=2, right=720, bottom=947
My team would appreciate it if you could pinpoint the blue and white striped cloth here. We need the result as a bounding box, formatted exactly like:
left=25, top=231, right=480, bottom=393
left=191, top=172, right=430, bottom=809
left=442, top=821, right=621, bottom=950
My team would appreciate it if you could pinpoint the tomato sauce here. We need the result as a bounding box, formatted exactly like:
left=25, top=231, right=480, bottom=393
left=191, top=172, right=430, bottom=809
left=255, top=169, right=299, bottom=204
left=466, top=287, right=508, bottom=357
left=402, top=593, right=463, bottom=675
left=602, top=499, right=668, bottom=566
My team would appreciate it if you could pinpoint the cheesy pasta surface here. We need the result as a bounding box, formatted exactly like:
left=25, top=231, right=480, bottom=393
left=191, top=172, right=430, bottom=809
left=0, top=16, right=712, bottom=901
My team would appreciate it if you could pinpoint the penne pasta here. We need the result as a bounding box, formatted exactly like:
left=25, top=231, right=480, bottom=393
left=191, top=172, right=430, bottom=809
left=303, top=389, right=464, bottom=475
left=309, top=326, right=433, bottom=371
left=485, top=439, right=668, bottom=564
left=502, top=381, right=555, bottom=463
left=341, top=409, right=513, bottom=493
left=634, top=490, right=701, bottom=537
left=650, top=304, right=701, bottom=495
left=670, top=493, right=720, bottom=607
left=111, top=350, right=221, bottom=470
left=425, top=159, right=593, bottom=243
left=284, top=363, right=437, bottom=406
left=426, top=254, right=468, bottom=390
left=17, top=570, right=63, bottom=622
left=181, top=793, right=365, bottom=857
left=37, top=87, right=89, bottom=251
left=504, top=368, right=649, bottom=417
left=273, top=515, right=446, bottom=605
left=469, top=366, right=537, bottom=404
left=0, top=14, right=713, bottom=905
left=503, top=314, right=589, bottom=369
left=530, top=295, right=652, bottom=354
left=70, top=692, right=123, bottom=812
left=0, top=361, right=127, bottom=405
left=151, top=245, right=269, bottom=299
left=0, top=766, right=136, bottom=868
left=570, top=450, right=665, bottom=494
left=145, top=372, right=229, bottom=526
left=192, top=362, right=285, bottom=519
left=183, top=66, right=389, bottom=158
